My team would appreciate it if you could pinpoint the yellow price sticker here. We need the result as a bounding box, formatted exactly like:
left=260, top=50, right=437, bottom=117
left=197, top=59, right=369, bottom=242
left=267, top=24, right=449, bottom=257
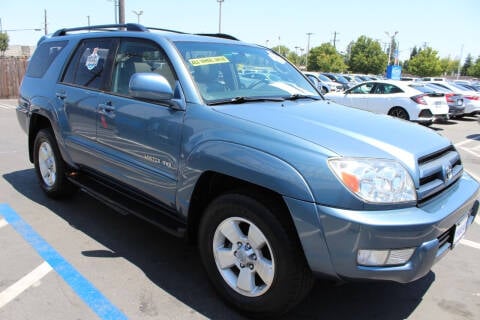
left=189, top=56, right=230, bottom=66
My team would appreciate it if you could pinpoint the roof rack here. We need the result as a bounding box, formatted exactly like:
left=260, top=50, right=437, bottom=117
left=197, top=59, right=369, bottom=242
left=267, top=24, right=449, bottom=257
left=52, top=23, right=149, bottom=36
left=51, top=23, right=239, bottom=41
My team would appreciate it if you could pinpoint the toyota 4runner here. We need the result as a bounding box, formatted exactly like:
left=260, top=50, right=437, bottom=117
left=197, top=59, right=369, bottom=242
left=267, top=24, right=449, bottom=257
left=16, top=24, right=479, bottom=317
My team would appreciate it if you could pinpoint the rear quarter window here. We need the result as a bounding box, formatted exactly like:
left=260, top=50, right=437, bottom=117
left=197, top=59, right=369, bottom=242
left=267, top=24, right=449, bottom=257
left=25, top=40, right=68, bottom=78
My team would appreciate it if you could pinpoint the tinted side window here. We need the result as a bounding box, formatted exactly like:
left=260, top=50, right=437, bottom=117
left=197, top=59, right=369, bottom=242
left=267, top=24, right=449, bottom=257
left=350, top=83, right=374, bottom=94
left=25, top=40, right=68, bottom=78
left=62, top=38, right=115, bottom=90
left=110, top=39, right=176, bottom=96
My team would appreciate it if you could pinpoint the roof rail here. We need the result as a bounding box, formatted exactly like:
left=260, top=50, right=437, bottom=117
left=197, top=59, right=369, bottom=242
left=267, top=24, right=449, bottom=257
left=52, top=23, right=149, bottom=36
left=195, top=33, right=239, bottom=41
left=50, top=23, right=240, bottom=41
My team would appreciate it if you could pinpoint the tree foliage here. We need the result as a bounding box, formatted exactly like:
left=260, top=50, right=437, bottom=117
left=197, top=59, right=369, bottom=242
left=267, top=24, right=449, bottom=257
left=461, top=54, right=473, bottom=76
left=439, top=57, right=460, bottom=76
left=346, top=36, right=387, bottom=74
left=0, top=33, right=9, bottom=55
left=467, top=56, right=480, bottom=77
left=307, top=43, right=347, bottom=72
left=270, top=45, right=291, bottom=57
left=406, top=47, right=442, bottom=76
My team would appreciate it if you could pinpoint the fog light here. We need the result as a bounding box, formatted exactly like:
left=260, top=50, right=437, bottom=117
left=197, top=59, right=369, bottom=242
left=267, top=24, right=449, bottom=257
left=357, top=248, right=415, bottom=266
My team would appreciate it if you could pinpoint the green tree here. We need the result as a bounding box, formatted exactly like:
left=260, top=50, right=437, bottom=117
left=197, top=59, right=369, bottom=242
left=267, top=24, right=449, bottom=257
left=346, top=36, right=387, bottom=74
left=461, top=54, right=473, bottom=76
left=467, top=56, right=480, bottom=77
left=410, top=46, right=419, bottom=59
left=307, top=43, right=347, bottom=72
left=286, top=51, right=301, bottom=66
left=439, top=57, right=460, bottom=76
left=0, top=32, right=9, bottom=55
left=407, top=47, right=442, bottom=76
left=270, top=45, right=291, bottom=57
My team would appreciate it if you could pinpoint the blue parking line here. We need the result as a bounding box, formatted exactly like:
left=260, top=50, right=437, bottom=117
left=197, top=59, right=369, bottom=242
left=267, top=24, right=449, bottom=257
left=0, top=204, right=128, bottom=320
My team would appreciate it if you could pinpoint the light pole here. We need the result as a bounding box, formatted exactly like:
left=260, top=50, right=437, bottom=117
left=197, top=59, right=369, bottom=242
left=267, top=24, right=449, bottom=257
left=217, top=0, right=224, bottom=33
left=107, top=0, right=119, bottom=23
left=132, top=10, right=143, bottom=24
left=385, top=31, right=398, bottom=66
left=306, top=32, right=313, bottom=68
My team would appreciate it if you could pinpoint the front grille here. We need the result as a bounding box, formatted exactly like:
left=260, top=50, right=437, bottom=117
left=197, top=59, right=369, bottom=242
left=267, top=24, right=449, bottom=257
left=417, top=146, right=462, bottom=203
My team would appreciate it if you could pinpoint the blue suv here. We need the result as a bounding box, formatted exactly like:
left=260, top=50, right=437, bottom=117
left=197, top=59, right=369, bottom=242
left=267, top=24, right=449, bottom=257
left=16, top=24, right=479, bottom=317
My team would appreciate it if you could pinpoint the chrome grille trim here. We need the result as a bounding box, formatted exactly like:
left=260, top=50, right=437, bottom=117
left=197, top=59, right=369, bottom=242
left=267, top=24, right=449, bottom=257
left=417, top=146, right=463, bottom=202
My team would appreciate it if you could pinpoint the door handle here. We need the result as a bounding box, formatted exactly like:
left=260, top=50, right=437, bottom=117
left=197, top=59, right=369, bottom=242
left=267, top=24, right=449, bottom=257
left=56, top=91, right=67, bottom=99
left=98, top=102, right=115, bottom=117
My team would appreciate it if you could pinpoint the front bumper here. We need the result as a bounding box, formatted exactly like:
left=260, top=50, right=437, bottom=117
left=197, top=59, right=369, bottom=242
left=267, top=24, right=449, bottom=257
left=286, top=172, right=479, bottom=283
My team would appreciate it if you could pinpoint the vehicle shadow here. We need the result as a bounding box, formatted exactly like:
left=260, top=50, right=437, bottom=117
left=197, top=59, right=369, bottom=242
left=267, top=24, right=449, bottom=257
left=3, top=169, right=433, bottom=320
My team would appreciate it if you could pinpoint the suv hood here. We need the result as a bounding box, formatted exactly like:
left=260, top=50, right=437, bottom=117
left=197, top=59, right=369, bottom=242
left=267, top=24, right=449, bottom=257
left=213, top=100, right=450, bottom=169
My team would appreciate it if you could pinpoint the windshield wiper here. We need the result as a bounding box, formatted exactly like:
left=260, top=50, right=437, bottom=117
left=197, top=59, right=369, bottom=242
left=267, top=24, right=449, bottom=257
left=208, top=96, right=285, bottom=106
left=284, top=94, right=322, bottom=101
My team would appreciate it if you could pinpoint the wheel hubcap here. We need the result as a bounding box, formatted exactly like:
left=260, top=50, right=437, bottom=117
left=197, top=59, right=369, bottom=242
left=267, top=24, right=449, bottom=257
left=38, top=141, right=57, bottom=187
left=213, top=217, right=275, bottom=297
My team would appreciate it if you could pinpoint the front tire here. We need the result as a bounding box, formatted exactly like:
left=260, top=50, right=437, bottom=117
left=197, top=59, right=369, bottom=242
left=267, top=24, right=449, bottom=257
left=33, top=129, right=77, bottom=198
left=198, top=192, right=314, bottom=318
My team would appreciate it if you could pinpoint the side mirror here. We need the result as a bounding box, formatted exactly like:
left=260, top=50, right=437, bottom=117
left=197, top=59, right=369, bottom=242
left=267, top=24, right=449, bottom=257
left=129, top=73, right=185, bottom=110
left=129, top=73, right=174, bottom=101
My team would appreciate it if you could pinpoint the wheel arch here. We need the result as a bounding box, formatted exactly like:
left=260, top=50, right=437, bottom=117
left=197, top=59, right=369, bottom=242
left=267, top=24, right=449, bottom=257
left=388, top=105, right=411, bottom=120
left=179, top=141, right=316, bottom=243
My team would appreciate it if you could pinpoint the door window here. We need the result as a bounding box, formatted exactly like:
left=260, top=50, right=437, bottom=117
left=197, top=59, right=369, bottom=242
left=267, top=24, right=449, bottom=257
left=111, top=39, right=176, bottom=96
left=62, top=38, right=116, bottom=90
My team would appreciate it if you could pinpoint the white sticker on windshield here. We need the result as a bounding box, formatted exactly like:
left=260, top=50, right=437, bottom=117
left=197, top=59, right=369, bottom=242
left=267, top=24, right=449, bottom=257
left=85, top=48, right=100, bottom=70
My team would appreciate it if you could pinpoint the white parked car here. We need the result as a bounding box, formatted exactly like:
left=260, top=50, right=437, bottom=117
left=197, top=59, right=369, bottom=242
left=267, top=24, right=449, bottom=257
left=325, top=80, right=449, bottom=125
left=427, top=81, right=480, bottom=116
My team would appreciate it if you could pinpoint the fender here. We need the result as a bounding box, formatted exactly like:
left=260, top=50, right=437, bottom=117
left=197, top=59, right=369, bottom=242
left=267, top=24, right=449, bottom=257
left=176, top=140, right=316, bottom=215
left=177, top=140, right=337, bottom=278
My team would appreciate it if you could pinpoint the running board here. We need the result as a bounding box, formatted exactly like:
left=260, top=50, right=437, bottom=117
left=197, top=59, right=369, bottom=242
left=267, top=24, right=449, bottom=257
left=67, top=172, right=186, bottom=238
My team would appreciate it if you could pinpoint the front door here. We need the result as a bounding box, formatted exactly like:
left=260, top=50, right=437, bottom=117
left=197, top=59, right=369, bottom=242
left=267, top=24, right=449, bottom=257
left=96, top=39, right=183, bottom=207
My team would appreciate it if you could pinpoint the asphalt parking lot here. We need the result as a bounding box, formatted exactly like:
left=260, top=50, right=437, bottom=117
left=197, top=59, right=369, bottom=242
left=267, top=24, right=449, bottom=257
left=1, top=98, right=479, bottom=320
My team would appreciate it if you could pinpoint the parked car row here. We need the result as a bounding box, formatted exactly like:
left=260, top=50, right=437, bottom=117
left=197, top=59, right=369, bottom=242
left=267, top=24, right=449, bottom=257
left=324, top=79, right=480, bottom=126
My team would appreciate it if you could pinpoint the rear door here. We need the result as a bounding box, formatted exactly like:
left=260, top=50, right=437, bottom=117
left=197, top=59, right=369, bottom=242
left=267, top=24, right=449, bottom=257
left=57, top=38, right=117, bottom=166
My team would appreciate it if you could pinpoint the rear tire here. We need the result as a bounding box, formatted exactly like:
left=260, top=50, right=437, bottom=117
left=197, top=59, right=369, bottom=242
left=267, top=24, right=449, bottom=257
left=33, top=129, right=77, bottom=198
left=198, top=192, right=314, bottom=318
left=388, top=107, right=410, bottom=120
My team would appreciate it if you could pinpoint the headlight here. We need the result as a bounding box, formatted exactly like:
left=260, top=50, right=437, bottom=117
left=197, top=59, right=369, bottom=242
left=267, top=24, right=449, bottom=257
left=328, top=158, right=416, bottom=204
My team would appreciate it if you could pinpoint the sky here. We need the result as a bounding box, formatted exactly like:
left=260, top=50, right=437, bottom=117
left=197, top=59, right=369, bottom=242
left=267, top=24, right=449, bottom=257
left=1, top=0, right=478, bottom=62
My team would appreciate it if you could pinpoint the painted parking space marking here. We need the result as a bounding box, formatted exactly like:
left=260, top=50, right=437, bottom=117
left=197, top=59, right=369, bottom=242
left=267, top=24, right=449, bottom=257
left=0, top=204, right=128, bottom=320
left=456, top=136, right=480, bottom=157
left=0, top=103, right=15, bottom=109
left=0, top=261, right=53, bottom=309
left=0, top=218, right=7, bottom=229
left=460, top=239, right=480, bottom=250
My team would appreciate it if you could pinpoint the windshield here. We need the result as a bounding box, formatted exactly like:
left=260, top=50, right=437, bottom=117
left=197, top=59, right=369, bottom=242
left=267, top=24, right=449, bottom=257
left=174, top=41, right=320, bottom=104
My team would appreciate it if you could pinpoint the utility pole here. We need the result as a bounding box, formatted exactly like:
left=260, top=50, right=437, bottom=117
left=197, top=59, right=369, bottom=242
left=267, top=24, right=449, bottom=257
left=217, top=0, right=225, bottom=33
left=306, top=32, right=313, bottom=68
left=456, top=44, right=464, bottom=80
left=44, top=9, right=48, bottom=35
left=332, top=31, right=340, bottom=49
left=119, top=0, right=125, bottom=24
